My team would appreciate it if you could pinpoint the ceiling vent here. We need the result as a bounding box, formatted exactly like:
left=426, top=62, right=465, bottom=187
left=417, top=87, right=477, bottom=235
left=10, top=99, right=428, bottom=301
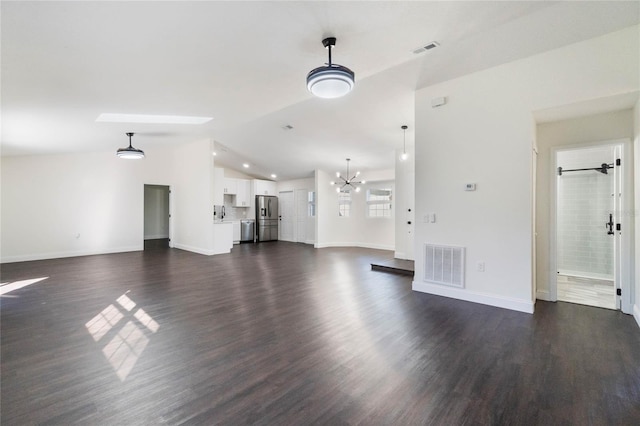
left=413, top=41, right=440, bottom=55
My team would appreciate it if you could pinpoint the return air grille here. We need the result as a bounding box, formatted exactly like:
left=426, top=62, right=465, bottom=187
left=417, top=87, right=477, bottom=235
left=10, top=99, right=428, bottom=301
left=423, top=244, right=465, bottom=288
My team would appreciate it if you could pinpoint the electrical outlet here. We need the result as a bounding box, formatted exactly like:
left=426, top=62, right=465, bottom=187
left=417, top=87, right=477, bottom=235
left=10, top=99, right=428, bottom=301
left=477, top=262, right=485, bottom=272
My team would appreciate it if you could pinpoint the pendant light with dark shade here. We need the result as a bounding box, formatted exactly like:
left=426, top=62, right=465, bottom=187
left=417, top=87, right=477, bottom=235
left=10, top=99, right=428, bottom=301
left=117, top=132, right=145, bottom=159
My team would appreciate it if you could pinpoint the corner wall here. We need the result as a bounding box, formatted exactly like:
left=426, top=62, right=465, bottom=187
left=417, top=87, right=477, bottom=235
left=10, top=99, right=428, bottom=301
left=315, top=168, right=395, bottom=251
left=1, top=138, right=216, bottom=262
left=413, top=25, right=639, bottom=313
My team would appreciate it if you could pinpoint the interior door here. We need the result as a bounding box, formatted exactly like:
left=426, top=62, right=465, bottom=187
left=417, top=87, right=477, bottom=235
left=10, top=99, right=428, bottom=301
left=279, top=191, right=294, bottom=242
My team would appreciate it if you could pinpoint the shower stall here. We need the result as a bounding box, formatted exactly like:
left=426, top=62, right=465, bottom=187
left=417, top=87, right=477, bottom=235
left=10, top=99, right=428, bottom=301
left=555, top=146, right=618, bottom=309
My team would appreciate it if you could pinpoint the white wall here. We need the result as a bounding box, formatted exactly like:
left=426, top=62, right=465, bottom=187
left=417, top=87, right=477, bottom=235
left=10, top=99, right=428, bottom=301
left=413, top=25, right=639, bottom=313
left=536, top=110, right=634, bottom=299
left=1, top=138, right=217, bottom=262
left=395, top=148, right=415, bottom=260
left=144, top=185, right=170, bottom=239
left=315, top=168, right=395, bottom=250
left=171, top=139, right=216, bottom=255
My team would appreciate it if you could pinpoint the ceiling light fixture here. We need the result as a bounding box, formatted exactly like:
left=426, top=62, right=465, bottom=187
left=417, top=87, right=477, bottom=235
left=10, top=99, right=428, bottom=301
left=117, top=132, right=144, bottom=159
left=243, top=163, right=250, bottom=168
left=97, top=113, right=212, bottom=124
left=330, top=158, right=365, bottom=193
left=400, top=125, right=408, bottom=161
left=307, top=37, right=355, bottom=99
left=270, top=174, right=277, bottom=179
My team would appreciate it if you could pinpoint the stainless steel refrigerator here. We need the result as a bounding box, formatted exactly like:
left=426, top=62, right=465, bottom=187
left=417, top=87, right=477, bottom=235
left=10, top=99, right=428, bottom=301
left=255, top=195, right=278, bottom=242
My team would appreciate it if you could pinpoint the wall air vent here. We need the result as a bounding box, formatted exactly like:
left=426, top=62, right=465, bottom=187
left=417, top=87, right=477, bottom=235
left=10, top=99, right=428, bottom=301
left=423, top=243, right=465, bottom=288
left=413, top=41, right=440, bottom=55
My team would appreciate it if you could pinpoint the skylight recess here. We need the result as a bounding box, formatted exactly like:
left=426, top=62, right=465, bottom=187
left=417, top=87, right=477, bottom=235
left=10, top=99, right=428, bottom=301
left=96, top=113, right=213, bottom=124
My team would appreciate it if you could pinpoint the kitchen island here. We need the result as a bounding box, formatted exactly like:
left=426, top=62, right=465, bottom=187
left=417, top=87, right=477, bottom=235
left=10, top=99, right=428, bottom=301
left=212, top=221, right=233, bottom=254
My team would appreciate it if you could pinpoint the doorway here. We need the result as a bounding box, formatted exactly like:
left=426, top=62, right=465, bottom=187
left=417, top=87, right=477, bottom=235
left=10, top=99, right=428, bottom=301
left=144, top=185, right=170, bottom=250
left=552, top=142, right=628, bottom=310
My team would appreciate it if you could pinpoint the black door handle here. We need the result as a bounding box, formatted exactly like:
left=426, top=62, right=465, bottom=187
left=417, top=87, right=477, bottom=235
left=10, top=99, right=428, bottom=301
left=606, top=213, right=614, bottom=235
left=407, top=221, right=412, bottom=225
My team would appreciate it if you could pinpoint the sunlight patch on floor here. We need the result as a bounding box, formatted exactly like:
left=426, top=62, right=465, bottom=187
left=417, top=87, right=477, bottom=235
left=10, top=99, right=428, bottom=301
left=85, top=290, right=159, bottom=381
left=0, top=277, right=49, bottom=296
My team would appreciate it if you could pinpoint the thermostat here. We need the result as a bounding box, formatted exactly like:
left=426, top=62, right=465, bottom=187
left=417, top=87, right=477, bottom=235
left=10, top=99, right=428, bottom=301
left=465, top=183, right=476, bottom=191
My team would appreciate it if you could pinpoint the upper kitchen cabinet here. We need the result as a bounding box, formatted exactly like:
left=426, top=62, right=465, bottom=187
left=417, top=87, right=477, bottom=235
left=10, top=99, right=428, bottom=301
left=254, top=179, right=277, bottom=196
left=234, top=179, right=251, bottom=207
left=223, top=178, right=238, bottom=195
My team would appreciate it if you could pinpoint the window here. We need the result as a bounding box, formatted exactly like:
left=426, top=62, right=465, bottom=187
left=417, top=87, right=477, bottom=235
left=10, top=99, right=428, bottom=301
left=367, top=188, right=392, bottom=218
left=338, top=190, right=351, bottom=217
left=308, top=191, right=316, bottom=217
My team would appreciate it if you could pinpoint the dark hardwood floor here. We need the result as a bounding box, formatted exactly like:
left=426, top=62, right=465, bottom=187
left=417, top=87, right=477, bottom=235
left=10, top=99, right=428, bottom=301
left=1, top=242, right=639, bottom=425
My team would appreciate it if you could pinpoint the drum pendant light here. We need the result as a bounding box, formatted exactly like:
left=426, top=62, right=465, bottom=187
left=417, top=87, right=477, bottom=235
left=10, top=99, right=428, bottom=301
left=307, top=37, right=355, bottom=99
left=117, top=132, right=145, bottom=159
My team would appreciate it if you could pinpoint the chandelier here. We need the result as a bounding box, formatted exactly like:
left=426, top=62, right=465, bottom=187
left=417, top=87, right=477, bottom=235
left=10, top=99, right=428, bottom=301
left=330, top=158, right=365, bottom=192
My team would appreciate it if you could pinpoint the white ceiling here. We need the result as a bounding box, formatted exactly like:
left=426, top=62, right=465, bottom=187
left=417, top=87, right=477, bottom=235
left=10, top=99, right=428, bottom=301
left=2, top=1, right=639, bottom=180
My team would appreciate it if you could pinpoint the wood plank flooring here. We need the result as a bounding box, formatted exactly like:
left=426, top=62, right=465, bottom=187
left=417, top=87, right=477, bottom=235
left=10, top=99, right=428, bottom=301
left=2, top=242, right=640, bottom=424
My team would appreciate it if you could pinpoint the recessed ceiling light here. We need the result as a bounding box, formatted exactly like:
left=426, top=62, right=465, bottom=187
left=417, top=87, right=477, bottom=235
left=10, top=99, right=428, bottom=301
left=243, top=163, right=250, bottom=168
left=271, top=174, right=277, bottom=179
left=96, top=113, right=213, bottom=124
left=212, top=152, right=217, bottom=156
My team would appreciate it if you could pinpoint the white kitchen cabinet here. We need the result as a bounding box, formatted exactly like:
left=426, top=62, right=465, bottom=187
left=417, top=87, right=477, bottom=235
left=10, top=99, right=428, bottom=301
left=253, top=179, right=277, bottom=196
left=223, top=178, right=238, bottom=195
left=212, top=222, right=233, bottom=254
left=213, top=168, right=225, bottom=205
left=234, top=179, right=251, bottom=207
left=232, top=221, right=241, bottom=243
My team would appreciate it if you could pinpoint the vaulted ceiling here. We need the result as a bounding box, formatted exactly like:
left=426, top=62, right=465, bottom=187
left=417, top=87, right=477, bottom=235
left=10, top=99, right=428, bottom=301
left=2, top=1, right=638, bottom=180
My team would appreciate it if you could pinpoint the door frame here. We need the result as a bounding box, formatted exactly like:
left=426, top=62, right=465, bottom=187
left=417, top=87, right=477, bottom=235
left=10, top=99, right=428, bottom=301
left=549, top=139, right=633, bottom=313
left=143, top=184, right=173, bottom=248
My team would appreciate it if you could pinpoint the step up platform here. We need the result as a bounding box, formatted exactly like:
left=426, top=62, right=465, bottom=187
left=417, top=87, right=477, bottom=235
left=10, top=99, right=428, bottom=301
left=371, top=258, right=414, bottom=276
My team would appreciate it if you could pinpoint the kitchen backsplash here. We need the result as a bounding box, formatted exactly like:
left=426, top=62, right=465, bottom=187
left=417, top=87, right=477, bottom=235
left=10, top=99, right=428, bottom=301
left=223, top=195, right=250, bottom=220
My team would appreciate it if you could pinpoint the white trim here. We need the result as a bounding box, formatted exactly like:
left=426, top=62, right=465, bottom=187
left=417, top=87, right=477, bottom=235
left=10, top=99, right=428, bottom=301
left=536, top=289, right=551, bottom=301
left=0, top=246, right=142, bottom=264
left=172, top=243, right=216, bottom=256
left=634, top=304, right=640, bottom=329
left=314, top=242, right=394, bottom=251
left=395, top=251, right=407, bottom=259
left=144, top=234, right=170, bottom=240
left=413, top=280, right=535, bottom=314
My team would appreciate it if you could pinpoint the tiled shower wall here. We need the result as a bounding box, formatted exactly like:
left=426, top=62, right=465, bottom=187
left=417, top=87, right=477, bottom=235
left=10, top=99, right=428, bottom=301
left=557, top=147, right=614, bottom=279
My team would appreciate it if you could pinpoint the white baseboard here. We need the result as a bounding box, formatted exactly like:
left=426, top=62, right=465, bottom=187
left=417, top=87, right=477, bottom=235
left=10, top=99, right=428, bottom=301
left=634, top=304, right=640, bottom=329
left=172, top=243, right=216, bottom=256
left=314, top=242, right=394, bottom=251
left=536, top=289, right=551, bottom=301
left=412, top=280, right=535, bottom=314
left=0, top=246, right=143, bottom=264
